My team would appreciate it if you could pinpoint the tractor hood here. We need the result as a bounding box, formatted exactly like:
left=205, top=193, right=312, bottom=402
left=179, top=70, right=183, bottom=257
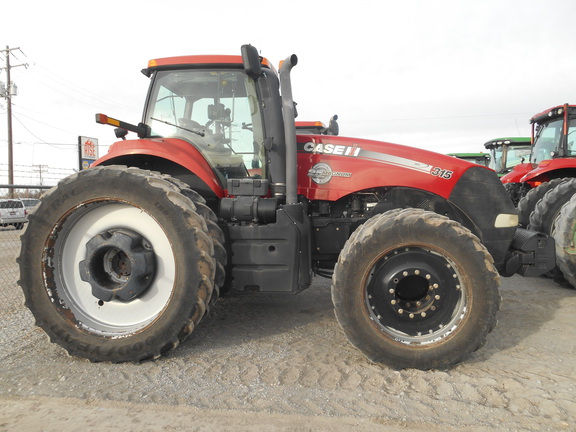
left=296, top=134, right=491, bottom=201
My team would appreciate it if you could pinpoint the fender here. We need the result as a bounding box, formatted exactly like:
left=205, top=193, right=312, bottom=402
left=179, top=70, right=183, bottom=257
left=296, top=136, right=489, bottom=201
left=519, top=158, right=576, bottom=184
left=500, top=162, right=536, bottom=184
left=92, top=138, right=225, bottom=197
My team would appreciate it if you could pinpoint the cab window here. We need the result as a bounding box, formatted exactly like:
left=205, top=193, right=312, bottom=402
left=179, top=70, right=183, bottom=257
left=145, top=69, right=265, bottom=181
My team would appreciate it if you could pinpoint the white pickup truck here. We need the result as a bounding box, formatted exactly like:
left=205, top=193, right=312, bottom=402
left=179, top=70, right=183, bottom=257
left=0, top=199, right=27, bottom=230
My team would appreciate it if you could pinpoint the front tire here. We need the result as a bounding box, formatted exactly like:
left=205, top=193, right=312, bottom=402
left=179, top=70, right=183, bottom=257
left=517, top=178, right=568, bottom=227
left=529, top=178, right=576, bottom=235
left=18, top=166, right=216, bottom=362
left=331, top=208, right=500, bottom=370
left=504, top=182, right=529, bottom=206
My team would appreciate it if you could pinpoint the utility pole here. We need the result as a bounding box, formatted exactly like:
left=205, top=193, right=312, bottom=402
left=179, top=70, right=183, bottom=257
left=33, top=164, right=48, bottom=185
left=0, top=46, right=28, bottom=198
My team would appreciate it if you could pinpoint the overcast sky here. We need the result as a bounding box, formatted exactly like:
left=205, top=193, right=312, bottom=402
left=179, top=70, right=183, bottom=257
left=1, top=0, right=575, bottom=185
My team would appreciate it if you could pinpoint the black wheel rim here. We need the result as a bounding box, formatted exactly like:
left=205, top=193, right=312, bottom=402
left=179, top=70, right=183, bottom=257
left=365, top=246, right=467, bottom=345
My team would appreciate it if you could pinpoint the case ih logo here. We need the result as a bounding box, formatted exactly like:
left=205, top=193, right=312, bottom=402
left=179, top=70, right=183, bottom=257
left=308, top=163, right=352, bottom=184
left=303, top=142, right=361, bottom=157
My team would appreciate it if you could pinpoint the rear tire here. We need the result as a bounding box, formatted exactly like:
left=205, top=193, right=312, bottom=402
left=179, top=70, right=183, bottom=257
left=332, top=208, right=500, bottom=370
left=155, top=174, right=227, bottom=302
left=18, top=166, right=217, bottom=362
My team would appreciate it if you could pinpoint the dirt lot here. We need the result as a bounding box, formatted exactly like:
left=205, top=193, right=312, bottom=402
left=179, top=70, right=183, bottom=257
left=0, top=228, right=575, bottom=431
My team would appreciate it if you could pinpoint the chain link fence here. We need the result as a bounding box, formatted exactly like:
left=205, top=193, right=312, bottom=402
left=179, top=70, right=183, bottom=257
left=0, top=185, right=52, bottom=358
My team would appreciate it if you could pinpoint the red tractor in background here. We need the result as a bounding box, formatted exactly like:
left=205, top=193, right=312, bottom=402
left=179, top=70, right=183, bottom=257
left=500, top=104, right=576, bottom=286
left=18, top=45, right=556, bottom=370
left=295, top=116, right=339, bottom=135
left=501, top=104, right=576, bottom=205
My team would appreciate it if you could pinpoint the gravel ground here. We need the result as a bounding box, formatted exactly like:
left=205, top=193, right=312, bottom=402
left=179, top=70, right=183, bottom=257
left=1, top=227, right=575, bottom=431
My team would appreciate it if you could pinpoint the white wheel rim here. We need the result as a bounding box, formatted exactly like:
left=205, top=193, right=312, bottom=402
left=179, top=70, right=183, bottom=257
left=51, top=203, right=176, bottom=336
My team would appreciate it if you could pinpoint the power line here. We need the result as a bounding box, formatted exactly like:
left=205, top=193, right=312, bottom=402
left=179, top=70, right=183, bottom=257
left=21, top=61, right=139, bottom=114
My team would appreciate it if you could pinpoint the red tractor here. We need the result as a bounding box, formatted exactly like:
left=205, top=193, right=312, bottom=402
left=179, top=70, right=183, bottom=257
left=295, top=116, right=339, bottom=135
left=501, top=104, right=576, bottom=206
left=499, top=104, right=576, bottom=285
left=18, top=45, right=555, bottom=370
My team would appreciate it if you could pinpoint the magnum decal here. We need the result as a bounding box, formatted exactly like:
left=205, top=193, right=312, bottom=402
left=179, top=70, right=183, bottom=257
left=308, top=163, right=352, bottom=184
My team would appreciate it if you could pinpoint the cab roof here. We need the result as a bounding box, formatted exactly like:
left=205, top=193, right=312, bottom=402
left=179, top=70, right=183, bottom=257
left=483, top=137, right=531, bottom=149
left=530, top=104, right=576, bottom=125
left=142, top=55, right=271, bottom=77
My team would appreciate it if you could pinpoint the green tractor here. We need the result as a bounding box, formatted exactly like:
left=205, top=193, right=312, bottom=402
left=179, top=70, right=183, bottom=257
left=447, top=152, right=490, bottom=166
left=483, top=137, right=531, bottom=177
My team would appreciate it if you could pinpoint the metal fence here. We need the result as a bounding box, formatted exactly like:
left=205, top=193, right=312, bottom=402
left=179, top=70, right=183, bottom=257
left=0, top=185, right=52, bottom=357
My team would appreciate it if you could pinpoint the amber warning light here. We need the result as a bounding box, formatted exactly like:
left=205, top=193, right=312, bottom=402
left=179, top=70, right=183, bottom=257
left=95, top=113, right=120, bottom=127
left=95, top=113, right=149, bottom=138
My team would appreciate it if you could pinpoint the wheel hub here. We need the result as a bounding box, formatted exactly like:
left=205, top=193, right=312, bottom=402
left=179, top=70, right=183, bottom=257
left=366, top=247, right=462, bottom=338
left=79, top=229, right=156, bottom=302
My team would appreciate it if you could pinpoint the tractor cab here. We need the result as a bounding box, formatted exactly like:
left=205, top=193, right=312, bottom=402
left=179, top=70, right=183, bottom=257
left=530, top=104, right=576, bottom=164
left=143, top=61, right=266, bottom=181
left=483, top=137, right=531, bottom=176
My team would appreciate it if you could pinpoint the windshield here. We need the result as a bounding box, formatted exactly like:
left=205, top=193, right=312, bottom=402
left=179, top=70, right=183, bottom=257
left=489, top=144, right=531, bottom=173
left=505, top=144, right=531, bottom=170
left=532, top=119, right=562, bottom=164
left=144, top=69, right=265, bottom=181
left=568, top=118, right=576, bottom=156
left=488, top=147, right=502, bottom=171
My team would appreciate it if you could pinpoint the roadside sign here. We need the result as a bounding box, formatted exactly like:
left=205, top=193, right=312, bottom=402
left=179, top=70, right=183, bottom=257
left=78, top=136, right=99, bottom=170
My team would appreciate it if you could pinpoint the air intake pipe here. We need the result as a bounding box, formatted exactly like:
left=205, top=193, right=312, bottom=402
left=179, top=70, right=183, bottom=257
left=279, top=54, right=298, bottom=205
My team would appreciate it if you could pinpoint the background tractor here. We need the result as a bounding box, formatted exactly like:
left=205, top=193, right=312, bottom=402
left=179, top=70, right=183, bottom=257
left=497, top=104, right=576, bottom=286
left=295, top=116, right=339, bottom=135
left=447, top=152, right=490, bottom=166
left=18, top=45, right=555, bottom=370
left=501, top=104, right=576, bottom=206
left=483, top=137, right=531, bottom=178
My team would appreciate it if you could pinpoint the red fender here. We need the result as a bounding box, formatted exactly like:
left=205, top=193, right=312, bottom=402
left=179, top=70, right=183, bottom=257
left=92, top=138, right=225, bottom=197
left=520, top=158, right=576, bottom=184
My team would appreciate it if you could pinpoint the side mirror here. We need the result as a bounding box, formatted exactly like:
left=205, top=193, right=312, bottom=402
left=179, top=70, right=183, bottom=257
left=241, top=44, right=262, bottom=79
left=328, top=114, right=339, bottom=136
left=114, top=128, right=128, bottom=140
